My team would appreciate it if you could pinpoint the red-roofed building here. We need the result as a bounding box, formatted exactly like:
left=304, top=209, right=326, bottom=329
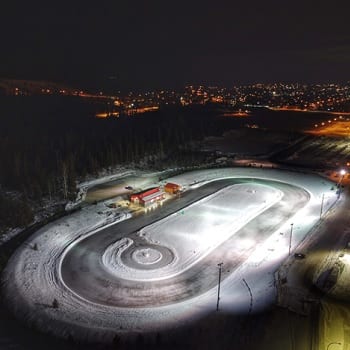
left=130, top=187, right=165, bottom=207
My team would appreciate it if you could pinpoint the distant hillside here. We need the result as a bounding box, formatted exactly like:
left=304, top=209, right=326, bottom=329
left=0, top=78, right=81, bottom=96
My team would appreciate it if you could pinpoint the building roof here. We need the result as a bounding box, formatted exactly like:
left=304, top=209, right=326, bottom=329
left=131, top=187, right=160, bottom=200
left=141, top=190, right=165, bottom=203
left=164, top=182, right=180, bottom=189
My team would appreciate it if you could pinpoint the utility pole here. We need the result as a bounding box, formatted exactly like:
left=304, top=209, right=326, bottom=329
left=337, top=169, right=346, bottom=198
left=289, top=223, right=294, bottom=256
left=216, top=262, right=223, bottom=311
left=320, top=193, right=325, bottom=219
left=242, top=278, right=253, bottom=314
left=338, top=169, right=346, bottom=187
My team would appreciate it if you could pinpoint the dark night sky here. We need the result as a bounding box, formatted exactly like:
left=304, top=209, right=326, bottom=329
left=1, top=1, right=350, bottom=90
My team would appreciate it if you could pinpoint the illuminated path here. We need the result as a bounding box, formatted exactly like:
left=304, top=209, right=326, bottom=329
left=1, top=168, right=338, bottom=343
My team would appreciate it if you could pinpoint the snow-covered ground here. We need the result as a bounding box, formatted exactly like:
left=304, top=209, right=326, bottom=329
left=73, top=167, right=187, bottom=206
left=0, top=198, right=66, bottom=247
left=1, top=167, right=338, bottom=344
left=0, top=227, right=23, bottom=246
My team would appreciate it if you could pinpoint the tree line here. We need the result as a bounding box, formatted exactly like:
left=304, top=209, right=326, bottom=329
left=0, top=95, right=242, bottom=230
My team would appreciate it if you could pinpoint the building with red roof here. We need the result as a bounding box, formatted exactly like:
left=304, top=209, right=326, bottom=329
left=164, top=182, right=181, bottom=194
left=130, top=187, right=165, bottom=207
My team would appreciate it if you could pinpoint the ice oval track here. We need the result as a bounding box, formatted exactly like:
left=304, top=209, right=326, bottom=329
left=3, top=168, right=338, bottom=342
left=60, top=179, right=308, bottom=307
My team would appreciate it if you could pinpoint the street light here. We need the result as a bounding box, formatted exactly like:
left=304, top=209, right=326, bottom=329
left=337, top=169, right=347, bottom=198
left=216, top=262, right=223, bottom=311
left=320, top=193, right=325, bottom=219
left=289, top=223, right=294, bottom=256
left=338, top=169, right=346, bottom=186
left=242, top=278, right=253, bottom=314
left=327, top=342, right=341, bottom=350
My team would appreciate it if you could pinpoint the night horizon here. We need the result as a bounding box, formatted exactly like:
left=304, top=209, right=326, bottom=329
left=1, top=1, right=350, bottom=90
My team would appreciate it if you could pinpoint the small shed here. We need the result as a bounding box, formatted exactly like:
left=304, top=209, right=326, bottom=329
left=164, top=182, right=181, bottom=194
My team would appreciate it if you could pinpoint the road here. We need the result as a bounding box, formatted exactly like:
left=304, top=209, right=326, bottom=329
left=276, top=187, right=350, bottom=349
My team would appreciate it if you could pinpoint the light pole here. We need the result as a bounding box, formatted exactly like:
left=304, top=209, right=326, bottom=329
left=289, top=223, right=294, bottom=256
left=242, top=278, right=253, bottom=314
left=338, top=169, right=346, bottom=187
left=320, top=193, right=325, bottom=219
left=216, top=262, right=223, bottom=311
left=337, top=169, right=346, bottom=198
left=327, top=342, right=341, bottom=350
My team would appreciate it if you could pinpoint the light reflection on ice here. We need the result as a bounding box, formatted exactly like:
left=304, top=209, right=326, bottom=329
left=107, top=183, right=282, bottom=281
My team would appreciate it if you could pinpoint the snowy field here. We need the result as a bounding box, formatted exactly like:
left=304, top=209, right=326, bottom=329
left=1, top=167, right=338, bottom=344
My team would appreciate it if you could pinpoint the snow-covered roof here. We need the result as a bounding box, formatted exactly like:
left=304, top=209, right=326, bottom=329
left=141, top=190, right=165, bottom=203
left=164, top=182, right=180, bottom=188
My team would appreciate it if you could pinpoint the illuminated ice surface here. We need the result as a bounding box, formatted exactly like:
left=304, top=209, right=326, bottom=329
left=133, top=247, right=162, bottom=264
left=101, top=183, right=282, bottom=281
left=2, top=167, right=339, bottom=343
